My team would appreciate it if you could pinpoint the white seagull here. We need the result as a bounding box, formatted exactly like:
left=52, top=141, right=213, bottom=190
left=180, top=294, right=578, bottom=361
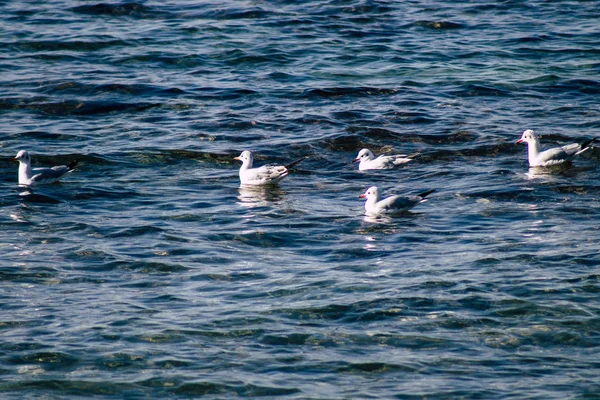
left=359, top=186, right=435, bottom=216
left=516, top=129, right=596, bottom=167
left=14, top=150, right=79, bottom=186
left=234, top=150, right=305, bottom=186
left=353, top=148, right=415, bottom=170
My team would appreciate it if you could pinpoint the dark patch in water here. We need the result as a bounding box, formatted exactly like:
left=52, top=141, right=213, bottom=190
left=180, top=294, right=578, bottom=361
left=71, top=3, right=157, bottom=18
left=414, top=20, right=465, bottom=30
left=0, top=100, right=160, bottom=116
left=203, top=7, right=274, bottom=20
left=303, top=87, right=399, bottom=99
left=11, top=40, right=129, bottom=52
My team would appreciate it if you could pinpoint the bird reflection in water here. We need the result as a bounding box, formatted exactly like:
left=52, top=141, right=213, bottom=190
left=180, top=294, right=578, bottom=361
left=17, top=187, right=62, bottom=204
left=525, top=164, right=584, bottom=181
left=363, top=214, right=394, bottom=224
left=237, top=185, right=284, bottom=208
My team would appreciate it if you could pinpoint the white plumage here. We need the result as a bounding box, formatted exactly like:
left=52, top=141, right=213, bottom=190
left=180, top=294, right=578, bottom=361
left=235, top=150, right=304, bottom=186
left=353, top=148, right=415, bottom=170
left=516, top=129, right=596, bottom=167
left=359, top=186, right=435, bottom=216
left=14, top=150, right=78, bottom=186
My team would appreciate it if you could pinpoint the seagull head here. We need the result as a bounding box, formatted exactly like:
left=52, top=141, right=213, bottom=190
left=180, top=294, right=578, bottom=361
left=234, top=150, right=254, bottom=167
left=353, top=148, right=375, bottom=163
left=359, top=186, right=379, bottom=201
left=14, top=150, right=31, bottom=165
left=516, top=129, right=538, bottom=145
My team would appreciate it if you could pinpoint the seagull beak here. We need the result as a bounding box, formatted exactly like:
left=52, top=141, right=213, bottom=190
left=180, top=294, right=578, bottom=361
left=234, top=156, right=241, bottom=161
left=358, top=194, right=366, bottom=199
left=516, top=139, right=524, bottom=144
left=352, top=158, right=360, bottom=163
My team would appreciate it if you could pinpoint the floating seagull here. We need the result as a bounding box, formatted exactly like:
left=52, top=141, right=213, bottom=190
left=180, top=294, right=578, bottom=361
left=353, top=148, right=416, bottom=170
left=234, top=150, right=305, bottom=186
left=359, top=186, right=435, bottom=216
left=516, top=129, right=596, bottom=167
left=14, top=150, right=79, bottom=186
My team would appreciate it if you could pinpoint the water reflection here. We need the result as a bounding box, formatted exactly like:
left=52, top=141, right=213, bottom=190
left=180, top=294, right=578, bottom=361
left=237, top=185, right=284, bottom=208
left=526, top=166, right=561, bottom=180
left=9, top=211, right=29, bottom=223
left=362, top=212, right=421, bottom=225
left=362, top=235, right=379, bottom=252
left=363, top=215, right=393, bottom=224
left=17, top=187, right=62, bottom=204
left=525, top=164, right=584, bottom=180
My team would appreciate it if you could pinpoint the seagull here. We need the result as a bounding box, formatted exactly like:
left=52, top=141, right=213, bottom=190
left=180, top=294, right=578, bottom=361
left=14, top=150, right=79, bottom=186
left=359, top=186, right=435, bottom=216
left=353, top=148, right=416, bottom=170
left=516, top=129, right=596, bottom=167
left=234, top=150, right=305, bottom=186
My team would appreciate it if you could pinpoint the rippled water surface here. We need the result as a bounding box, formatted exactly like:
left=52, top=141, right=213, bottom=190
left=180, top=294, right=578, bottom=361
left=1, top=1, right=600, bottom=398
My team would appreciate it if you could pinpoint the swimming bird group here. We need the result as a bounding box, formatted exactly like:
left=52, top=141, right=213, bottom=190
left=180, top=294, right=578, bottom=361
left=13, top=129, right=596, bottom=217
left=232, top=148, right=432, bottom=216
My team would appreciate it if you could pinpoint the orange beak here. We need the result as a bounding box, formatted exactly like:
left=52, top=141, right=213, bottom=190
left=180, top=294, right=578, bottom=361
left=358, top=194, right=366, bottom=199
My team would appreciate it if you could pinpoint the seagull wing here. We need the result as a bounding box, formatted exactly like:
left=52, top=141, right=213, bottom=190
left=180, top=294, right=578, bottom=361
left=370, top=155, right=399, bottom=169
left=377, top=195, right=421, bottom=213
left=560, top=143, right=584, bottom=157
left=30, top=166, right=70, bottom=183
left=373, top=154, right=412, bottom=169
left=390, top=154, right=413, bottom=166
left=242, top=165, right=288, bottom=185
left=536, top=147, right=572, bottom=166
left=537, top=139, right=595, bottom=166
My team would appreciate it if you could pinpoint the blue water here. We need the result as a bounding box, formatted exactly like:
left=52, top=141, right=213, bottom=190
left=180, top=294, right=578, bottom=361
left=1, top=1, right=600, bottom=398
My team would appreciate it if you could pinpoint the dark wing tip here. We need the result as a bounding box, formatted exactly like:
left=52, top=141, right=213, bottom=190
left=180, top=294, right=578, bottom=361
left=67, top=160, right=79, bottom=171
left=285, top=155, right=309, bottom=170
left=578, top=137, right=598, bottom=150
left=417, top=189, right=436, bottom=198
